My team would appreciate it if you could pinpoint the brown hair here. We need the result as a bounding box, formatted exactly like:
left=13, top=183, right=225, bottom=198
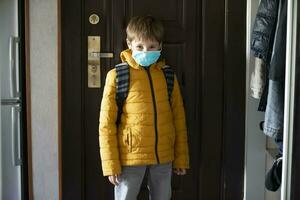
left=126, top=16, right=164, bottom=43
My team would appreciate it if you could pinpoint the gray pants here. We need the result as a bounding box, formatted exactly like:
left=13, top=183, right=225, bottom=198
left=115, top=163, right=172, bottom=200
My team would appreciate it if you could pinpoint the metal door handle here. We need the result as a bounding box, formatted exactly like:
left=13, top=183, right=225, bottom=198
left=87, top=36, right=114, bottom=88
left=11, top=105, right=22, bottom=166
left=88, top=52, right=114, bottom=59
left=99, top=53, right=113, bottom=58
left=9, top=36, right=20, bottom=98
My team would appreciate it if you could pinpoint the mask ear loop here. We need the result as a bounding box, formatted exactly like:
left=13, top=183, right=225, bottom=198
left=126, top=39, right=132, bottom=50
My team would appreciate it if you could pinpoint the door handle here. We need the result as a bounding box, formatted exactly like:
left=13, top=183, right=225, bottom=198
left=9, top=36, right=20, bottom=98
left=11, top=105, right=22, bottom=166
left=89, top=52, right=114, bottom=59
left=87, top=36, right=114, bottom=88
left=98, top=53, right=113, bottom=58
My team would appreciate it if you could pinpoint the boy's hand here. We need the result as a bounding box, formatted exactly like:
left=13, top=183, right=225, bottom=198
left=108, top=174, right=120, bottom=185
left=173, top=168, right=187, bottom=175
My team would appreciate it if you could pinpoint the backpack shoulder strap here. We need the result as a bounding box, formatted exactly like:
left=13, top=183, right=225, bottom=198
left=162, top=65, right=175, bottom=103
left=115, top=62, right=130, bottom=124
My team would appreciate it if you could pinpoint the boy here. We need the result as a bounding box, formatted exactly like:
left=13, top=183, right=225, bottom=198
left=99, top=16, right=189, bottom=200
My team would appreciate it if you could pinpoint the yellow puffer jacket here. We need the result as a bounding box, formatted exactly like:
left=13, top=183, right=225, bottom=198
left=99, top=49, right=189, bottom=176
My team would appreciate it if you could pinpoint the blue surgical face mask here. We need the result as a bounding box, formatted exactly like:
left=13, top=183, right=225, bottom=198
left=132, top=50, right=161, bottom=67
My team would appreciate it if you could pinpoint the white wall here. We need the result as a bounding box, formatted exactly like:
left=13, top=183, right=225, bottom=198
left=245, top=0, right=280, bottom=199
left=29, top=0, right=59, bottom=199
left=245, top=0, right=268, bottom=199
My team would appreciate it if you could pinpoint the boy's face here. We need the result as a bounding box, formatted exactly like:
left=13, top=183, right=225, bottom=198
left=127, top=38, right=161, bottom=52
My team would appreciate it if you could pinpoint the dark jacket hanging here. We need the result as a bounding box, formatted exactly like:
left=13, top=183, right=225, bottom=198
left=251, top=0, right=279, bottom=63
left=268, top=0, right=287, bottom=82
left=250, top=0, right=287, bottom=111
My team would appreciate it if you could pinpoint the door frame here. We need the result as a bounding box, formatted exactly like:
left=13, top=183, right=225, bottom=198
left=291, top=1, right=300, bottom=199
left=59, top=0, right=246, bottom=199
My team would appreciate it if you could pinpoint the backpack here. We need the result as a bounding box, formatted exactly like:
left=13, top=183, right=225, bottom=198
left=115, top=62, right=175, bottom=124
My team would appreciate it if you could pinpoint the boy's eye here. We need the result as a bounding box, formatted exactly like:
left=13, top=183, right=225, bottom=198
left=136, top=45, right=143, bottom=49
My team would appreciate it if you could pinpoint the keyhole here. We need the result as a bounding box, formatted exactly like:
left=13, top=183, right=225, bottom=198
left=89, top=14, right=100, bottom=25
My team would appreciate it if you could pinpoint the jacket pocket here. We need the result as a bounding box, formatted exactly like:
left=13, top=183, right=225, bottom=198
left=124, top=128, right=132, bottom=153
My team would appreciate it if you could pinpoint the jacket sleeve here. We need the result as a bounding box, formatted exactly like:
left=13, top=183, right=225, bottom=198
left=99, top=69, right=121, bottom=176
left=250, top=57, right=266, bottom=99
left=171, top=75, right=190, bottom=169
left=251, top=0, right=279, bottom=62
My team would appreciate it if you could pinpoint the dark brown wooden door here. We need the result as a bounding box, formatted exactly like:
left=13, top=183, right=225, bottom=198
left=84, top=0, right=199, bottom=199
left=61, top=0, right=247, bottom=199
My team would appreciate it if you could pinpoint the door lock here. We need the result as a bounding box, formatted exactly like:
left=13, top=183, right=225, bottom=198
left=87, top=36, right=114, bottom=88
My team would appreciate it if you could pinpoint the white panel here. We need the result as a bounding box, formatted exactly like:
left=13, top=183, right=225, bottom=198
left=1, top=105, right=22, bottom=200
left=29, top=0, right=59, bottom=199
left=245, top=0, right=269, bottom=199
left=0, top=0, right=19, bottom=99
left=1, top=0, right=22, bottom=199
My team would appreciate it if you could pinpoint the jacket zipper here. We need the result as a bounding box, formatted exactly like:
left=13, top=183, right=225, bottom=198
left=145, top=68, right=160, bottom=164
